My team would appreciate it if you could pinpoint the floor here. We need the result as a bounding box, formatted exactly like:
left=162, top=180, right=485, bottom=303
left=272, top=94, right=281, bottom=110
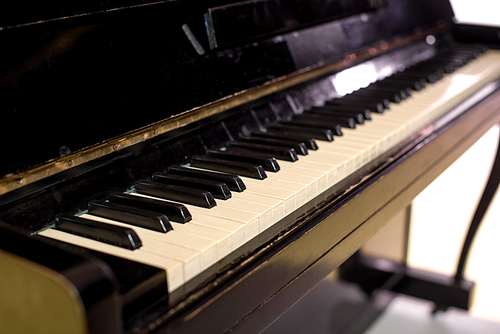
left=263, top=278, right=500, bottom=334
left=364, top=295, right=500, bottom=334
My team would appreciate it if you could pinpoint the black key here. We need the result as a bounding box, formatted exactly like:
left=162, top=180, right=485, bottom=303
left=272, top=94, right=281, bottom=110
left=108, top=193, right=192, bottom=223
left=88, top=201, right=172, bottom=233
left=453, top=45, right=488, bottom=54
left=340, top=95, right=391, bottom=109
left=398, top=71, right=441, bottom=83
left=311, top=106, right=372, bottom=121
left=153, top=173, right=231, bottom=200
left=293, top=114, right=357, bottom=128
left=367, top=83, right=413, bottom=97
left=136, top=181, right=217, bottom=208
left=422, top=61, right=457, bottom=73
left=405, top=64, right=446, bottom=76
left=279, top=119, right=345, bottom=135
left=440, top=49, right=480, bottom=60
left=267, top=124, right=335, bottom=141
left=326, top=99, right=386, bottom=113
left=351, top=89, right=401, bottom=103
left=358, top=87, right=408, bottom=100
left=251, top=132, right=319, bottom=150
left=167, top=166, right=246, bottom=192
left=411, top=62, right=453, bottom=74
left=191, top=156, right=267, bottom=179
left=205, top=150, right=280, bottom=172
left=226, top=141, right=298, bottom=162
left=390, top=71, right=439, bottom=83
left=238, top=136, right=308, bottom=155
left=55, top=214, right=142, bottom=250
left=379, top=77, right=426, bottom=91
left=426, top=58, right=464, bottom=67
left=318, top=103, right=377, bottom=116
left=305, top=108, right=365, bottom=124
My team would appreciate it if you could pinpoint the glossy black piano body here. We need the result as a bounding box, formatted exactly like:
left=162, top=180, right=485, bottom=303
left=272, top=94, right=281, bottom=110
left=1, top=0, right=500, bottom=333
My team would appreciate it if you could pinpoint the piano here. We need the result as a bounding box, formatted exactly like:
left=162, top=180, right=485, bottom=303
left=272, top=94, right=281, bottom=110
left=1, top=0, right=500, bottom=333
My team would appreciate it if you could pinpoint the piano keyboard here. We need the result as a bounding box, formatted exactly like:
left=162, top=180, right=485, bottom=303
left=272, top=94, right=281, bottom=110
left=39, top=48, right=500, bottom=295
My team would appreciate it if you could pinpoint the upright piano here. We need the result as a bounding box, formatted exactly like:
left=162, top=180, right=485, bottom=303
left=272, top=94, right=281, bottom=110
left=1, top=0, right=500, bottom=333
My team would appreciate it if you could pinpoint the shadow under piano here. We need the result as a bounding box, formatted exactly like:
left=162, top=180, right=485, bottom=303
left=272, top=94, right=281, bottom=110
left=1, top=0, right=500, bottom=333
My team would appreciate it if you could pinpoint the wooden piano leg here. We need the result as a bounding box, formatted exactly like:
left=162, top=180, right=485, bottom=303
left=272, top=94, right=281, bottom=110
left=340, top=127, right=500, bottom=315
left=454, top=124, right=500, bottom=283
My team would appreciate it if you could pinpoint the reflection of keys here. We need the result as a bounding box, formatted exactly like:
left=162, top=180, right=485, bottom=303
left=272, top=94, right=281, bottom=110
left=39, top=50, right=500, bottom=294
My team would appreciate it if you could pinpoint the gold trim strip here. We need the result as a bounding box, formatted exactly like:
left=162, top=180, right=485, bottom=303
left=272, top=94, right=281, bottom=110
left=0, top=25, right=447, bottom=197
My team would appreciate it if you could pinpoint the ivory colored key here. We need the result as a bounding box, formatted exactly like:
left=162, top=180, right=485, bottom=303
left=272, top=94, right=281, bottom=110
left=312, top=143, right=361, bottom=172
left=165, top=200, right=261, bottom=242
left=48, top=220, right=203, bottom=285
left=117, top=193, right=248, bottom=253
left=216, top=198, right=274, bottom=232
left=240, top=176, right=307, bottom=212
left=80, top=214, right=216, bottom=274
left=133, top=191, right=261, bottom=243
left=262, top=168, right=324, bottom=212
left=281, top=160, right=337, bottom=189
left=83, top=213, right=231, bottom=262
left=170, top=222, right=233, bottom=260
left=40, top=228, right=185, bottom=292
left=328, top=139, right=371, bottom=165
left=306, top=149, right=352, bottom=180
left=229, top=192, right=286, bottom=228
left=189, top=214, right=247, bottom=251
left=277, top=163, right=328, bottom=194
left=265, top=169, right=318, bottom=204
left=335, top=134, right=379, bottom=161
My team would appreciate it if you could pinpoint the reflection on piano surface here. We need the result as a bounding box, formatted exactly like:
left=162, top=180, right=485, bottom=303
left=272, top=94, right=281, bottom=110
left=1, top=0, right=500, bottom=333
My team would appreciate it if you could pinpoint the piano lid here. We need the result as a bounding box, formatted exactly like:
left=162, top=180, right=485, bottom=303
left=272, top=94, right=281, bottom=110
left=0, top=0, right=454, bottom=192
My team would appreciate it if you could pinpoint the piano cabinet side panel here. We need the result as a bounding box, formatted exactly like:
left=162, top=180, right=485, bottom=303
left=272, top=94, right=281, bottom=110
left=0, top=225, right=124, bottom=334
left=0, top=250, right=87, bottom=334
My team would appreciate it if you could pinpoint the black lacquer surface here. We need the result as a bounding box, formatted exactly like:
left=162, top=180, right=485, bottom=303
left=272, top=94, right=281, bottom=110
left=0, top=0, right=454, bottom=178
left=205, top=0, right=385, bottom=49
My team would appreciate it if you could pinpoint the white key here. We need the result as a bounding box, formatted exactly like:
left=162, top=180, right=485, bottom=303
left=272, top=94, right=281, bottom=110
left=39, top=228, right=185, bottom=292
left=241, top=177, right=306, bottom=213
left=133, top=193, right=260, bottom=242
